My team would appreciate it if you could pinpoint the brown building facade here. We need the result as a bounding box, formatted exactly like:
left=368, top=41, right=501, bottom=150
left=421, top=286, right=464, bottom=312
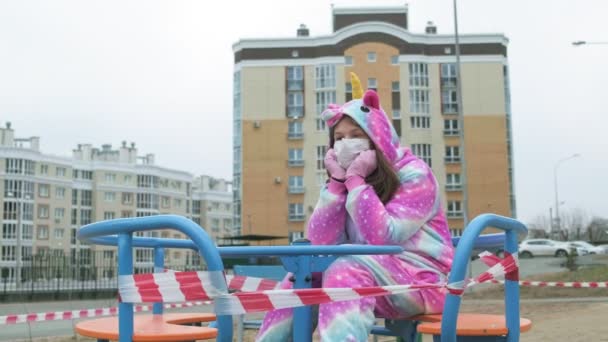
left=232, top=6, right=515, bottom=243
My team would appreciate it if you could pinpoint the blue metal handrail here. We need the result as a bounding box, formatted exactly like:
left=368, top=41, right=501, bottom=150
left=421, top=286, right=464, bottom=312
left=78, top=215, right=233, bottom=342
left=441, top=214, right=527, bottom=342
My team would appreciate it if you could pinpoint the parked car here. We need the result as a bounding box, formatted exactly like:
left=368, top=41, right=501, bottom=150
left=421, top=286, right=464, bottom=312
left=518, top=239, right=587, bottom=258
left=569, top=241, right=606, bottom=254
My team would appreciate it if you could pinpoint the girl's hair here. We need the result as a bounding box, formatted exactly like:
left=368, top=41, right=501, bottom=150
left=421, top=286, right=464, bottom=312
left=329, top=117, right=401, bottom=204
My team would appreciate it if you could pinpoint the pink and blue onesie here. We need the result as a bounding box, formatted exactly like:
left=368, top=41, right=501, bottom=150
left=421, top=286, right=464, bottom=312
left=256, top=90, right=454, bottom=342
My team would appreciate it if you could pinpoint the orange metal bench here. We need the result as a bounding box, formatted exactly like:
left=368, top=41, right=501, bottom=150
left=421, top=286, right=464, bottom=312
left=75, top=313, right=217, bottom=341
left=417, top=313, right=532, bottom=337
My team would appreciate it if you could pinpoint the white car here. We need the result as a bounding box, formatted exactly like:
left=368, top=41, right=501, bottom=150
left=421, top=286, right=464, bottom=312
left=569, top=241, right=606, bottom=254
left=519, top=239, right=587, bottom=258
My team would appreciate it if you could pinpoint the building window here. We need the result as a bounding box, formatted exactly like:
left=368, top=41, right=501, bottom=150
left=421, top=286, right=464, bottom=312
left=316, top=91, right=335, bottom=131
left=104, top=192, right=115, bottom=202
left=392, top=81, right=400, bottom=92
left=391, top=55, right=399, bottom=65
left=289, top=231, right=304, bottom=242
left=211, top=218, right=220, bottom=233
left=368, top=78, right=377, bottom=90
left=22, top=224, right=33, bottom=240
left=54, top=228, right=64, bottom=239
left=345, top=82, right=352, bottom=102
left=367, top=52, right=376, bottom=63
left=104, top=212, right=115, bottom=220
left=81, top=190, right=92, bottom=206
left=105, top=173, right=116, bottom=183
left=80, top=209, right=92, bottom=225
left=411, top=144, right=432, bottom=167
left=444, top=119, right=459, bottom=135
left=409, top=63, right=429, bottom=87
left=37, top=225, right=49, bottom=240
left=121, top=211, right=133, bottom=218
left=5, top=159, right=35, bottom=175
left=447, top=201, right=463, bottom=218
left=161, top=196, right=170, bottom=208
left=73, top=169, right=93, bottom=180
left=409, top=63, right=430, bottom=114
left=72, top=189, right=78, bottom=205
left=392, top=110, right=402, bottom=120
left=315, top=64, right=336, bottom=89
left=71, top=208, right=78, bottom=225
left=56, top=167, right=66, bottom=177
left=2, top=223, right=17, bottom=239
left=137, top=175, right=159, bottom=189
left=288, top=148, right=304, bottom=167
left=1, top=246, right=16, bottom=261
left=345, top=56, right=353, bottom=66
left=38, top=184, right=50, bottom=198
left=316, top=145, right=328, bottom=171
left=445, top=146, right=461, bottom=163
left=288, top=121, right=304, bottom=139
left=446, top=173, right=462, bottom=191
left=54, top=208, right=65, bottom=220
left=122, top=192, right=133, bottom=205
left=441, top=63, right=459, bottom=114
left=124, top=175, right=132, bottom=184
left=410, top=116, right=430, bottom=129
left=288, top=176, right=304, bottom=194
left=450, top=228, right=462, bottom=237
left=287, top=66, right=303, bottom=91
left=55, top=187, right=66, bottom=199
left=137, top=193, right=159, bottom=209
left=174, top=198, right=182, bottom=208
left=40, top=164, right=49, bottom=175
left=38, top=204, right=49, bottom=219
left=288, top=203, right=304, bottom=221
left=409, top=90, right=430, bottom=114
left=287, top=91, right=304, bottom=118
left=4, top=180, right=34, bottom=199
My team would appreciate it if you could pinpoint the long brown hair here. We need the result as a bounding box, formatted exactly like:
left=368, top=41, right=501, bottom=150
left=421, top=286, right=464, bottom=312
left=329, top=118, right=400, bottom=204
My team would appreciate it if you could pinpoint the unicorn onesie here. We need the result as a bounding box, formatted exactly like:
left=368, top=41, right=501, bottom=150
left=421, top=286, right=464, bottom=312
left=256, top=74, right=454, bottom=342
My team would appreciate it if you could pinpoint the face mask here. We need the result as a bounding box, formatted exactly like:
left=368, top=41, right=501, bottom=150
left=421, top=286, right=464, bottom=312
left=333, top=138, right=370, bottom=169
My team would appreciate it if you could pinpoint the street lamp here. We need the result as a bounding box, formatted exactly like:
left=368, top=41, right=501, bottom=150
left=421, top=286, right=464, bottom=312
left=453, top=0, right=468, bottom=228
left=572, top=41, right=608, bottom=46
left=553, top=154, right=581, bottom=236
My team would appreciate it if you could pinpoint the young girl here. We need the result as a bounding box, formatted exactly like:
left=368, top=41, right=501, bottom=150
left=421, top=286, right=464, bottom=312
left=256, top=76, right=454, bottom=342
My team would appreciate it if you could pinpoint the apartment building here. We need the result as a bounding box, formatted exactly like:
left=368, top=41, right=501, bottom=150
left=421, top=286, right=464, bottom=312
left=232, top=5, right=515, bottom=242
left=0, top=123, right=232, bottom=281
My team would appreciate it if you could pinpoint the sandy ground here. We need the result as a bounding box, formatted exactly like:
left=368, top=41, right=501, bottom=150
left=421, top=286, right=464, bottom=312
left=12, top=298, right=608, bottom=341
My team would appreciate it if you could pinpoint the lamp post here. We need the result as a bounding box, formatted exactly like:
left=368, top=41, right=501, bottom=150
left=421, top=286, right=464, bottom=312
left=453, top=0, right=468, bottom=228
left=553, top=154, right=580, bottom=237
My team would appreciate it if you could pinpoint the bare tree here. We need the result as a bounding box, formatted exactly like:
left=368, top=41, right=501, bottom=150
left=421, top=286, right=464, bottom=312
left=586, top=217, right=608, bottom=243
left=526, top=214, right=551, bottom=238
left=561, top=208, right=591, bottom=241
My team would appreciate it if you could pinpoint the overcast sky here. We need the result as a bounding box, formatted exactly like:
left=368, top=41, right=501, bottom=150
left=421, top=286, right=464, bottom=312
left=0, top=0, right=606, bottom=224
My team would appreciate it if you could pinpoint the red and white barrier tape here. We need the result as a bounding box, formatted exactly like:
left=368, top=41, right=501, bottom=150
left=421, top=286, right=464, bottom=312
left=0, top=301, right=212, bottom=325
left=490, top=279, right=608, bottom=288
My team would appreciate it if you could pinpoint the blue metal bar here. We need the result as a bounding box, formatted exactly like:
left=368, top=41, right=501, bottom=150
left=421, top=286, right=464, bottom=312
left=440, top=214, right=527, bottom=342
left=78, top=215, right=233, bottom=342
left=153, top=247, right=165, bottom=315
left=504, top=229, right=520, bottom=342
left=290, top=240, right=313, bottom=342
left=118, top=233, right=133, bottom=342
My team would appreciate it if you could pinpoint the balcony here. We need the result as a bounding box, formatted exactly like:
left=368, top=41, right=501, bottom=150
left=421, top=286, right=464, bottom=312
left=287, top=80, right=304, bottom=91
left=442, top=104, right=458, bottom=114
left=447, top=211, right=464, bottom=218
left=444, top=156, right=461, bottom=164
left=287, top=106, right=304, bottom=118
left=288, top=214, right=305, bottom=222
left=287, top=132, right=304, bottom=140
left=288, top=160, right=304, bottom=167
left=443, top=129, right=460, bottom=136
left=445, top=184, right=463, bottom=191
left=288, top=186, right=305, bottom=194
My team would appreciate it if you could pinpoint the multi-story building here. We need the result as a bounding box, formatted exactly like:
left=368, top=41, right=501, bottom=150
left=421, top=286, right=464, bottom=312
left=192, top=175, right=233, bottom=241
left=0, top=123, right=232, bottom=282
left=232, top=5, right=515, bottom=242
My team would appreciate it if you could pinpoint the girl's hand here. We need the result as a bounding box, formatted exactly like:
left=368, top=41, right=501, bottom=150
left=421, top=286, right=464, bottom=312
left=324, top=149, right=347, bottom=180
left=346, top=150, right=377, bottom=179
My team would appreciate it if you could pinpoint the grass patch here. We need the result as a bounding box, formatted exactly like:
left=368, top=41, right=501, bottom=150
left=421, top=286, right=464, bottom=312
left=468, top=265, right=608, bottom=299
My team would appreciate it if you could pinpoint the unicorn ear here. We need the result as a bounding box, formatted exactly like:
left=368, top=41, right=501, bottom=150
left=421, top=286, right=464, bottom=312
left=321, top=103, right=343, bottom=127
left=363, top=90, right=380, bottom=109
left=350, top=72, right=363, bottom=100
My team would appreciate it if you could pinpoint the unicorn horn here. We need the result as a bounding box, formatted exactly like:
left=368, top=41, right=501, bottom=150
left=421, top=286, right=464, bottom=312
left=350, top=72, right=363, bottom=100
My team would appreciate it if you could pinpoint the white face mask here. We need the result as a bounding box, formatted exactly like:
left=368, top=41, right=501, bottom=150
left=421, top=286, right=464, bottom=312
left=333, top=138, right=370, bottom=169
